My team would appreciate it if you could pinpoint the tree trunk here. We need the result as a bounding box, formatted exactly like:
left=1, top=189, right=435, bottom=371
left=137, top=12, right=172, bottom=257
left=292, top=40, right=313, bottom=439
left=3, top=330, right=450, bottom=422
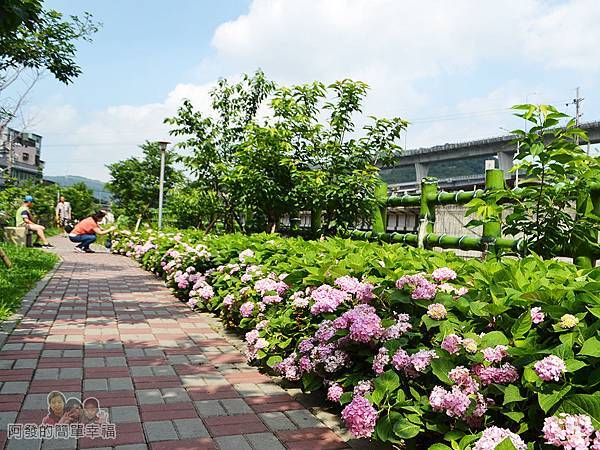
left=0, top=248, right=12, bottom=269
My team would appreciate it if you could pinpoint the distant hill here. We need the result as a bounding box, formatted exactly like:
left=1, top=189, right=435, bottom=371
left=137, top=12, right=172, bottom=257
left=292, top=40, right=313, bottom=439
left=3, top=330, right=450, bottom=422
left=44, top=175, right=111, bottom=203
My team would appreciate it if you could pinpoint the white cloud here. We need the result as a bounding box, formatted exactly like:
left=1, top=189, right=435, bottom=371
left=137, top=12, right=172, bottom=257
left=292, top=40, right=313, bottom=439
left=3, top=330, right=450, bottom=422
left=35, top=82, right=214, bottom=181
left=29, top=0, right=600, bottom=181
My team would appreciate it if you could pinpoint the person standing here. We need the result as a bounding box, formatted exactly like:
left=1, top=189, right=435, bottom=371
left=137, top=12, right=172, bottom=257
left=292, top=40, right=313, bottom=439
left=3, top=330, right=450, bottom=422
left=16, top=195, right=53, bottom=248
left=55, top=196, right=72, bottom=234
left=68, top=210, right=115, bottom=253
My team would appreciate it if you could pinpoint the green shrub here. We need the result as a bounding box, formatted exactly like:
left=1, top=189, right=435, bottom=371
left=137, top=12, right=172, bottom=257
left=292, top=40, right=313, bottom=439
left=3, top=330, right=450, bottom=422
left=113, top=229, right=600, bottom=449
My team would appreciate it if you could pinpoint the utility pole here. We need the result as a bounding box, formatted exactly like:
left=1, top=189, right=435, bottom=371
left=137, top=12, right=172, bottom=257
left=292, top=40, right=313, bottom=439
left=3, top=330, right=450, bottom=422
left=6, top=129, right=13, bottom=180
left=567, top=87, right=585, bottom=150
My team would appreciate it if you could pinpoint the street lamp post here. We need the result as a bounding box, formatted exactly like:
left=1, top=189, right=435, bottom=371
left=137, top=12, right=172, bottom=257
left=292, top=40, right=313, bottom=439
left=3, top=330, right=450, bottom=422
left=157, top=141, right=170, bottom=230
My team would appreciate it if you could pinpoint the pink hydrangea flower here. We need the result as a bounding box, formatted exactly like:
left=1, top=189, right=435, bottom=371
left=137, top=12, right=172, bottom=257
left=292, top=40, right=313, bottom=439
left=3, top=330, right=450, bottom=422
left=334, top=275, right=362, bottom=293
left=396, top=274, right=438, bottom=300
left=448, top=366, right=479, bottom=395
left=310, top=285, right=349, bottom=315
left=341, top=396, right=378, bottom=439
left=432, top=267, right=457, bottom=282
left=474, top=426, right=527, bottom=450
left=245, top=329, right=259, bottom=344
left=592, top=431, right=600, bottom=450
left=543, top=414, right=595, bottom=450
left=427, top=303, right=447, bottom=320
left=239, top=249, right=254, bottom=262
left=353, top=380, right=373, bottom=397
left=535, top=355, right=566, bottom=382
left=239, top=301, right=255, bottom=318
left=223, top=294, right=235, bottom=309
left=240, top=274, right=253, bottom=283
left=531, top=307, right=545, bottom=324
left=187, top=298, right=198, bottom=308
left=262, top=295, right=282, bottom=304
left=275, top=353, right=300, bottom=381
left=410, top=349, right=438, bottom=372
left=382, top=314, right=412, bottom=340
left=391, top=348, right=412, bottom=373
left=291, top=296, right=309, bottom=309
left=441, top=334, right=462, bottom=354
left=482, top=345, right=509, bottom=363
left=429, top=385, right=471, bottom=418
left=472, top=363, right=519, bottom=386
left=356, top=283, right=375, bottom=302
left=196, top=284, right=214, bottom=300
left=372, top=347, right=389, bottom=375
left=327, top=383, right=344, bottom=402
left=254, top=277, right=288, bottom=296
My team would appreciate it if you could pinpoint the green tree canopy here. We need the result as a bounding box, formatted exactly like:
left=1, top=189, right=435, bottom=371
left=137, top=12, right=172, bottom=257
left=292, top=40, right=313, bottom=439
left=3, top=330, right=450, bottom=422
left=165, top=71, right=407, bottom=233
left=106, top=142, right=183, bottom=223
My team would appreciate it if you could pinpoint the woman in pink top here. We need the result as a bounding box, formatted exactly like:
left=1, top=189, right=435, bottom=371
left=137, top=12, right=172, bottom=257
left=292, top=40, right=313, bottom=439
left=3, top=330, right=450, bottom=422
left=68, top=211, right=116, bottom=253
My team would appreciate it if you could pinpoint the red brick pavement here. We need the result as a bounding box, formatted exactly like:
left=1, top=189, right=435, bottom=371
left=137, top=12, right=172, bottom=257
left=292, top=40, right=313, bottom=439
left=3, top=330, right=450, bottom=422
left=0, top=237, right=352, bottom=450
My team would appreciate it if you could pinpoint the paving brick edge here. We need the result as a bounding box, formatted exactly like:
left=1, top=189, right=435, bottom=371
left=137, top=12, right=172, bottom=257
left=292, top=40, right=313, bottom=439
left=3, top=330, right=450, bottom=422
left=0, top=255, right=63, bottom=348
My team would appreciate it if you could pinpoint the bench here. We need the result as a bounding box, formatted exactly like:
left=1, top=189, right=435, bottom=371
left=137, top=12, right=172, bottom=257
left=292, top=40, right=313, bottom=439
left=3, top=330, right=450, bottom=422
left=4, top=227, right=33, bottom=247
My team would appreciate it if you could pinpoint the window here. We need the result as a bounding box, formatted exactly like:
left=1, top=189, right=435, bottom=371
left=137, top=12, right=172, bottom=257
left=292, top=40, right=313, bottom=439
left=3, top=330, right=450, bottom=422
left=22, top=152, right=29, bottom=162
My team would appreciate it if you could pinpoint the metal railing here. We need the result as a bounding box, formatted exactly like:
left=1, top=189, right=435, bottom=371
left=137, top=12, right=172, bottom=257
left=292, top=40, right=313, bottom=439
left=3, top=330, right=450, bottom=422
left=289, top=168, right=600, bottom=269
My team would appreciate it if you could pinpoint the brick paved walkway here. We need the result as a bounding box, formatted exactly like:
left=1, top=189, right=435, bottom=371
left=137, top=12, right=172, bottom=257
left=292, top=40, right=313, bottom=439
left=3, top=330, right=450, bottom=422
left=0, top=237, right=351, bottom=450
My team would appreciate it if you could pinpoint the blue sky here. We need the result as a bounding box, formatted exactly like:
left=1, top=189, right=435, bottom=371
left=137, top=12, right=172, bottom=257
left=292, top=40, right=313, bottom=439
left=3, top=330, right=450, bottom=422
left=20, top=0, right=600, bottom=180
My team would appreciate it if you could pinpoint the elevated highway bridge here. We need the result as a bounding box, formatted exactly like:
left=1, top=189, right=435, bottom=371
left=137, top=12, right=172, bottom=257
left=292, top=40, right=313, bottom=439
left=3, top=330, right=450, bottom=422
left=382, top=121, right=600, bottom=194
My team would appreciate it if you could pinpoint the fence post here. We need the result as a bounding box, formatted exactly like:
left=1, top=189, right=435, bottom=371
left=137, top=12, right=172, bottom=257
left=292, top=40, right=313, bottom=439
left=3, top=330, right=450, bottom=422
left=372, top=180, right=388, bottom=234
left=290, top=211, right=300, bottom=233
left=311, top=208, right=322, bottom=237
left=482, top=168, right=504, bottom=254
left=573, top=188, right=600, bottom=269
left=417, top=180, right=438, bottom=248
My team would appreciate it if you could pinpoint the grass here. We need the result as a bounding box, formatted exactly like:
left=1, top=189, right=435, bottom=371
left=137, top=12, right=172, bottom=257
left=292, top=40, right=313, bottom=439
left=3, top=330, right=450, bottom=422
left=0, top=243, right=58, bottom=321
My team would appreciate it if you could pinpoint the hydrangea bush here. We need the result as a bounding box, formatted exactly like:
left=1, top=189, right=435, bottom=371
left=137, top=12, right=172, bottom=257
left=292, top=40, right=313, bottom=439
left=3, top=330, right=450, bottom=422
left=112, top=229, right=600, bottom=450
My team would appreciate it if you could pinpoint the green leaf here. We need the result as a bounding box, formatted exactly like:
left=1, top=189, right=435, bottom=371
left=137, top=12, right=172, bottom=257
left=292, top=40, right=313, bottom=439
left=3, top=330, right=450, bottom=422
left=266, top=356, right=282, bottom=368
left=428, top=445, right=452, bottom=450
left=502, top=411, right=525, bottom=423
left=301, top=373, right=322, bottom=393
left=430, top=358, right=455, bottom=385
left=565, top=359, right=586, bottom=372
left=557, top=394, right=600, bottom=428
left=538, top=386, right=571, bottom=413
left=393, top=418, right=421, bottom=439
left=495, top=437, right=519, bottom=450
left=511, top=311, right=532, bottom=339
left=579, top=337, right=600, bottom=357
left=480, top=331, right=509, bottom=348
left=375, top=369, right=400, bottom=392
left=503, top=385, right=526, bottom=405
left=375, top=416, right=395, bottom=443
left=339, top=392, right=353, bottom=405
left=538, top=385, right=571, bottom=413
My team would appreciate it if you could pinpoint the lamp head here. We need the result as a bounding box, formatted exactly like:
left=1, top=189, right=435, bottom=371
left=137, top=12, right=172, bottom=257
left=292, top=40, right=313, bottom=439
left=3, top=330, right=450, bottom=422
left=157, top=141, right=170, bottom=152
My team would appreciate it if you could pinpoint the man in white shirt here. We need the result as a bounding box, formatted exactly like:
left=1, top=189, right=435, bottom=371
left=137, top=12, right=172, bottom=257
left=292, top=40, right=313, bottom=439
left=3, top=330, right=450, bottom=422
left=55, top=196, right=72, bottom=234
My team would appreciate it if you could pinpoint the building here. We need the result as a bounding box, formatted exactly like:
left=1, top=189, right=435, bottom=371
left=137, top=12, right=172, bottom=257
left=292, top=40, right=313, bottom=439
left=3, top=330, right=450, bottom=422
left=0, top=127, right=44, bottom=184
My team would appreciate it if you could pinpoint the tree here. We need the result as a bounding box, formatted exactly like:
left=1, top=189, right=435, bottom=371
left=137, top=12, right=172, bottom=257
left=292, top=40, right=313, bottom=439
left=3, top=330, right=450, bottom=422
left=165, top=72, right=407, bottom=234
left=247, top=79, right=407, bottom=233
left=0, top=1, right=99, bottom=185
left=62, top=182, right=99, bottom=220
left=0, top=0, right=42, bottom=35
left=469, top=104, right=600, bottom=258
left=165, top=69, right=274, bottom=231
left=106, top=142, right=182, bottom=223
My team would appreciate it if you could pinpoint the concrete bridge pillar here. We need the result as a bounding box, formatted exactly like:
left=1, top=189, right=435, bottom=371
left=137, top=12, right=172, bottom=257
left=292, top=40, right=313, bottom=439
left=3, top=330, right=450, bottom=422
left=415, top=162, right=430, bottom=182
left=497, top=151, right=514, bottom=179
